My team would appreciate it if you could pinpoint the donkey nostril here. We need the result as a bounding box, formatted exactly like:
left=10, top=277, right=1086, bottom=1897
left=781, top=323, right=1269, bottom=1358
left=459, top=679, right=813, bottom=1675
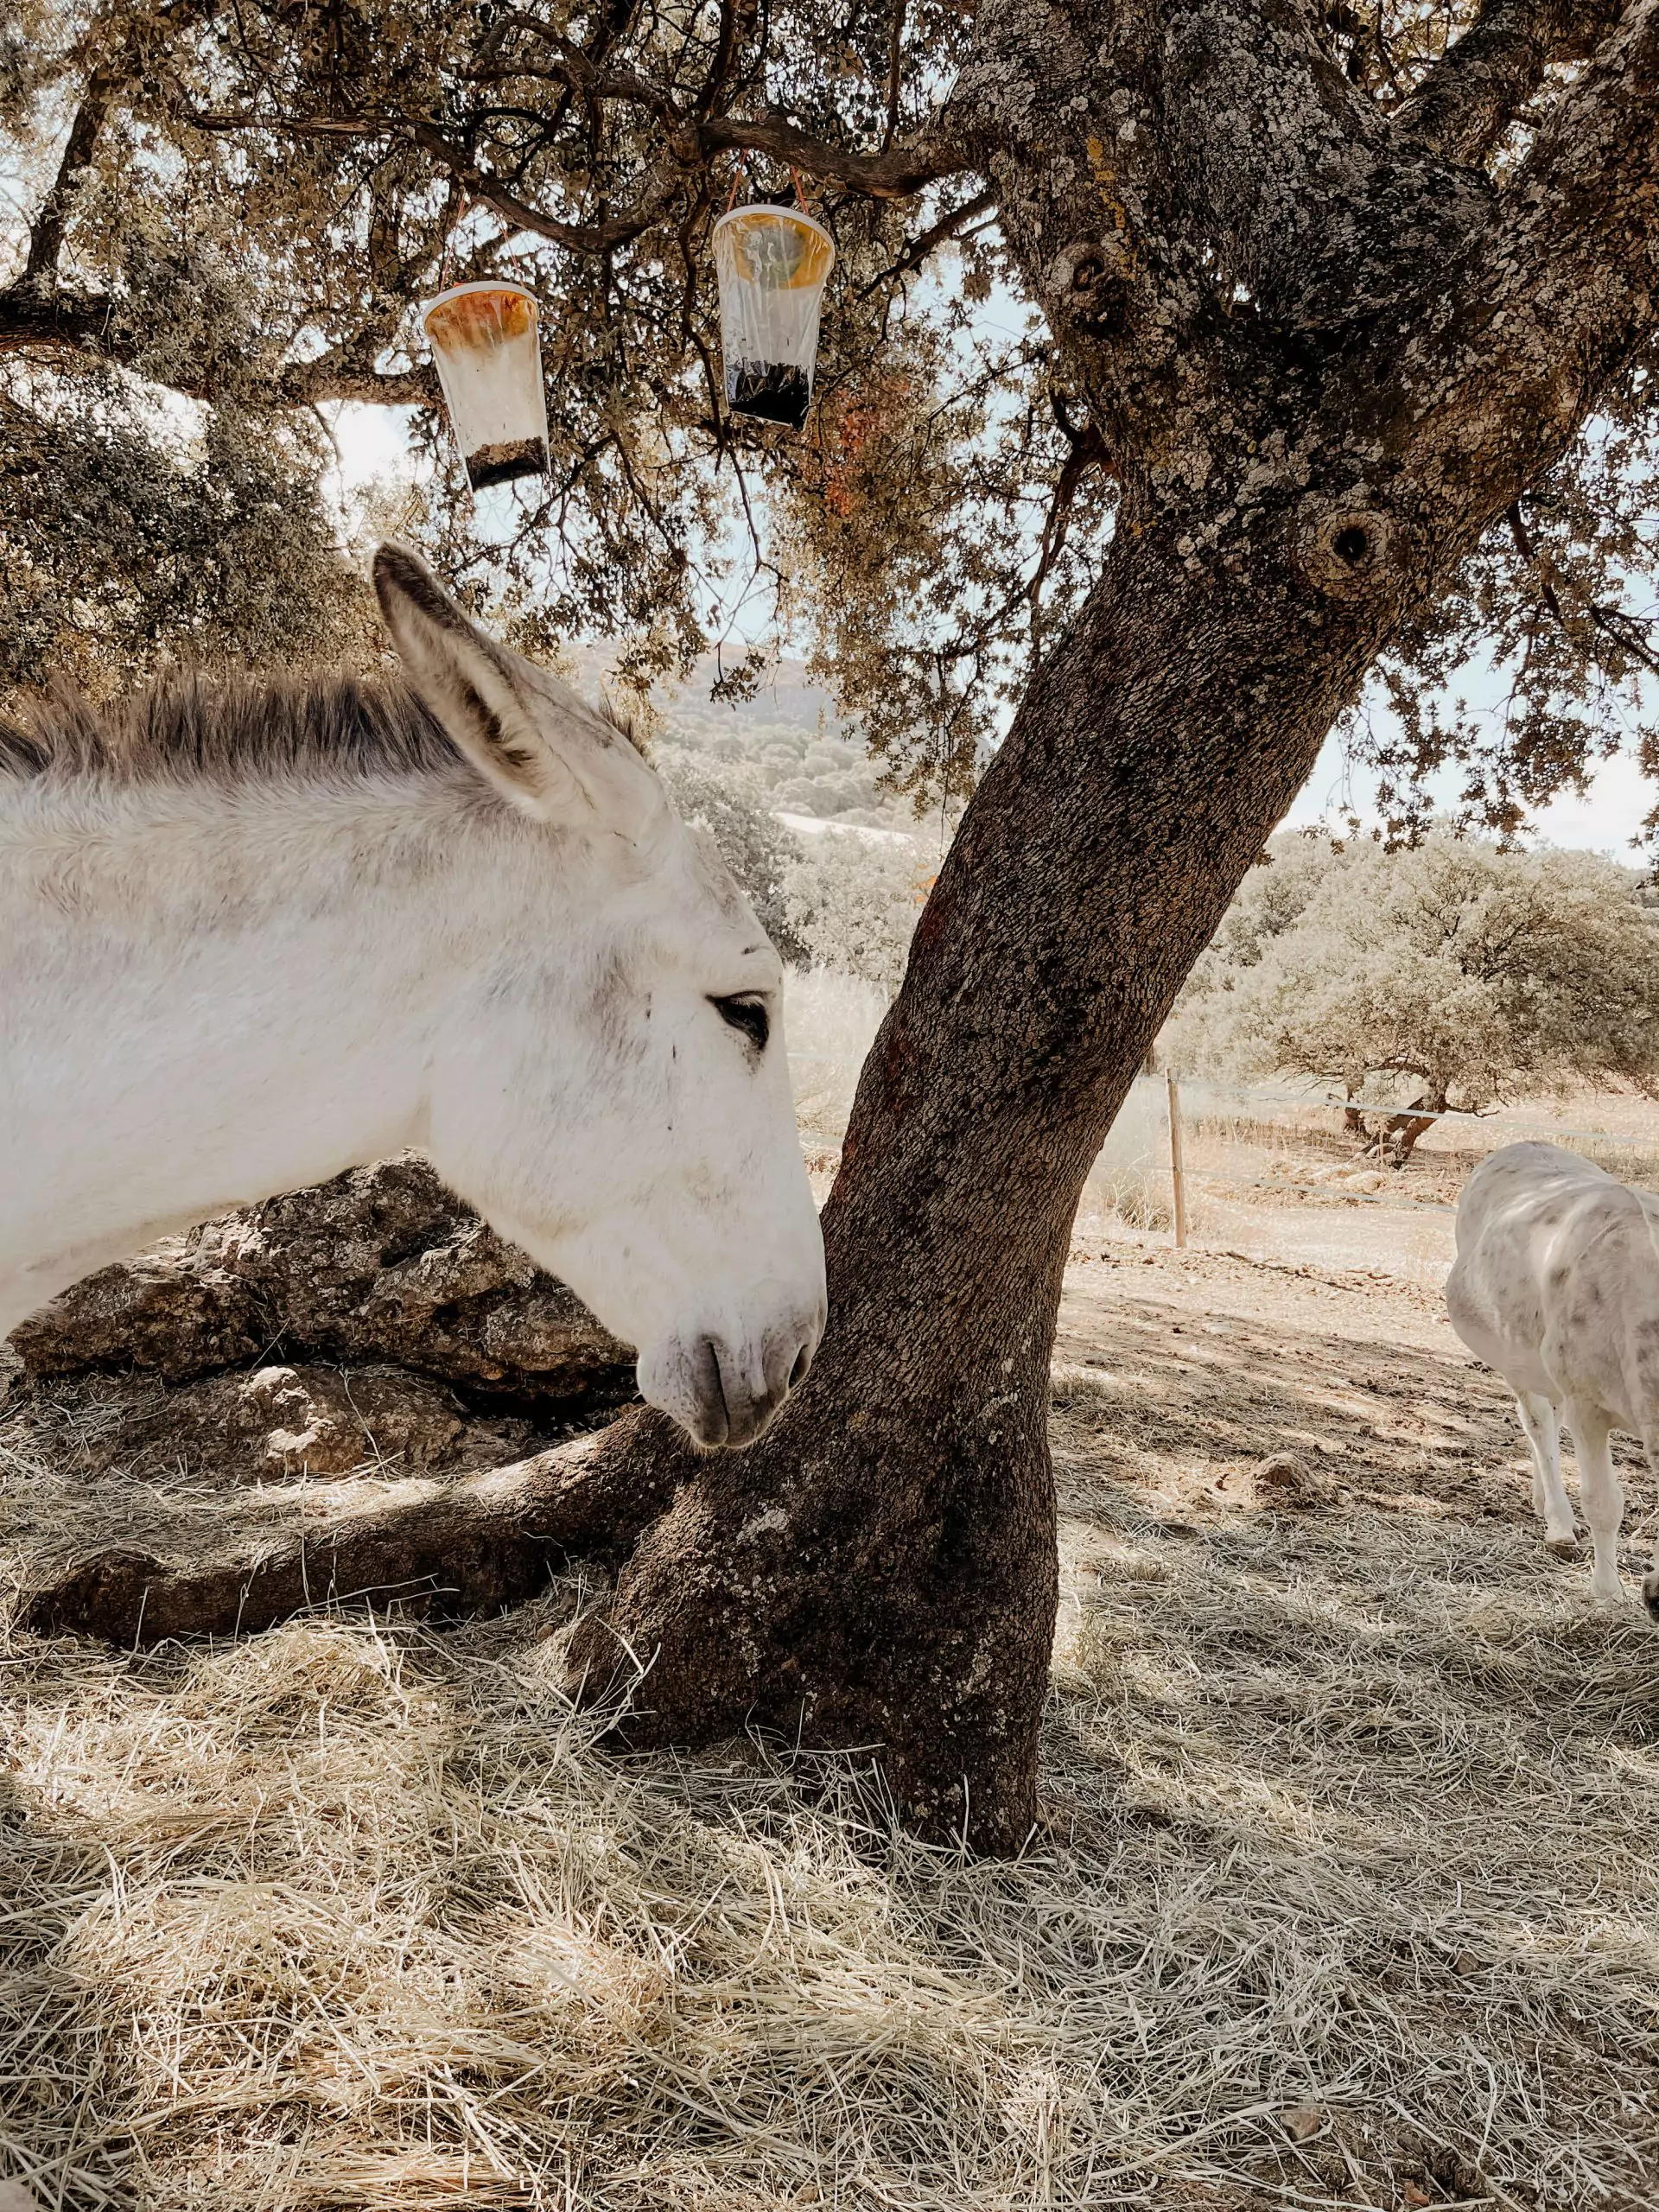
left=789, top=1344, right=812, bottom=1389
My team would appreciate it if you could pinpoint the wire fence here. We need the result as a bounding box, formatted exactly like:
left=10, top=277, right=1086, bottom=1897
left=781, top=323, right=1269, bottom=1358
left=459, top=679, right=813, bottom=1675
left=784, top=987, right=1659, bottom=1281
left=1077, top=1075, right=1659, bottom=1274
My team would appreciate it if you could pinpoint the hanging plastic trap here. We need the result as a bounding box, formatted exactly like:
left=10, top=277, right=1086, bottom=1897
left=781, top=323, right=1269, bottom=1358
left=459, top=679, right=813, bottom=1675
left=713, top=207, right=836, bottom=429
left=420, top=280, right=551, bottom=493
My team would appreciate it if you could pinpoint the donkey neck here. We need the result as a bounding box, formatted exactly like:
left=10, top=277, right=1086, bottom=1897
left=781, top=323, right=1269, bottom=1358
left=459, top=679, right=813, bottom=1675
left=0, top=770, right=543, bottom=1328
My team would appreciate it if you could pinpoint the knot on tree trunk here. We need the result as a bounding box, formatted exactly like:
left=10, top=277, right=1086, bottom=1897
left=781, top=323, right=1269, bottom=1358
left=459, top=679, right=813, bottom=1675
left=1298, top=501, right=1402, bottom=600
left=1048, top=237, right=1135, bottom=339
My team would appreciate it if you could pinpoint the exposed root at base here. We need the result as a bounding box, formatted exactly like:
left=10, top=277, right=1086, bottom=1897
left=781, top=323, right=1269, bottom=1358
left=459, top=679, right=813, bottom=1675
left=19, top=1419, right=673, bottom=1645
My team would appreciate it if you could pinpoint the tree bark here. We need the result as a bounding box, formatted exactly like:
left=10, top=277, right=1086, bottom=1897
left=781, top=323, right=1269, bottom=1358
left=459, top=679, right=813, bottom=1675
left=565, top=0, right=1659, bottom=1845
left=22, top=1430, right=672, bottom=1643
left=1381, top=1105, right=1445, bottom=1167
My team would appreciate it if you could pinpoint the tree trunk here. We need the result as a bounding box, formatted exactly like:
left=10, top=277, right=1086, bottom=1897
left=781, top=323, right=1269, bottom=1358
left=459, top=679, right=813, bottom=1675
left=568, top=529, right=1381, bottom=1847
left=1380, top=1098, right=1446, bottom=1167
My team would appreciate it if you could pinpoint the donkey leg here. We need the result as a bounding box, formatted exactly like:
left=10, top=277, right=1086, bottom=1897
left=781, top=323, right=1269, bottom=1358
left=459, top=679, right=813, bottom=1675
left=1637, top=1433, right=1659, bottom=1624
left=1567, top=1402, right=1624, bottom=1605
left=1515, top=1392, right=1575, bottom=1554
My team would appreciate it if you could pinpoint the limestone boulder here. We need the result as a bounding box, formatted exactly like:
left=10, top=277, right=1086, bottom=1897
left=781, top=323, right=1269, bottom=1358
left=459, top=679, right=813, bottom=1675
left=10, top=1156, right=633, bottom=1407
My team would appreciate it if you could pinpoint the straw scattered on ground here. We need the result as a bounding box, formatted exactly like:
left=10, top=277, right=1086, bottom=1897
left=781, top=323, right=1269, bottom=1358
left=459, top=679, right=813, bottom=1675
left=4, top=1245, right=1659, bottom=2209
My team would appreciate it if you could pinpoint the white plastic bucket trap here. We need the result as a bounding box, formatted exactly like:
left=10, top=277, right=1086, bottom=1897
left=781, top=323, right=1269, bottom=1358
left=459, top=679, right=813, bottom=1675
left=420, top=281, right=550, bottom=492
left=713, top=207, right=836, bottom=429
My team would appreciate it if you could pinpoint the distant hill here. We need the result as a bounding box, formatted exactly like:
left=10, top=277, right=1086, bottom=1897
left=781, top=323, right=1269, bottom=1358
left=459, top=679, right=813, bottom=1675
left=570, top=648, right=909, bottom=830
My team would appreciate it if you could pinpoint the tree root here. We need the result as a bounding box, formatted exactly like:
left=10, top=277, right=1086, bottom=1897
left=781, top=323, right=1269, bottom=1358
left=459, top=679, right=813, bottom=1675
left=563, top=1373, right=1058, bottom=1855
left=21, top=1417, right=677, bottom=1645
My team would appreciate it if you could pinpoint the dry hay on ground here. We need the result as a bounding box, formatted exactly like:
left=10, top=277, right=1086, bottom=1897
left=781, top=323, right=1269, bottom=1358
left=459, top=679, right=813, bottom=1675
left=3, top=1252, right=1658, bottom=2209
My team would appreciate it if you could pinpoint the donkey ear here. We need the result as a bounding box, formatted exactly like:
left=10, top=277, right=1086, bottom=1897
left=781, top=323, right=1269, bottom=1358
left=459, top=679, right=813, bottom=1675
left=372, top=543, right=662, bottom=840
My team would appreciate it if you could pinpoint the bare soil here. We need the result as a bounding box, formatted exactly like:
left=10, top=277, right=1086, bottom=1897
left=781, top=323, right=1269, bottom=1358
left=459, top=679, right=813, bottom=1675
left=1057, top=1240, right=1653, bottom=1539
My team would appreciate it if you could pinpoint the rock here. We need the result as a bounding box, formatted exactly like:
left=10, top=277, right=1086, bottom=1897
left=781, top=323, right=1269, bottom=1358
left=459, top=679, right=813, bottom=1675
left=1278, top=2102, right=1325, bottom=2142
left=1257, top=1452, right=1326, bottom=1508
left=10, top=1156, right=633, bottom=1407
left=13, top=1361, right=541, bottom=1491
left=229, top=1363, right=467, bottom=1478
left=10, top=1245, right=263, bottom=1379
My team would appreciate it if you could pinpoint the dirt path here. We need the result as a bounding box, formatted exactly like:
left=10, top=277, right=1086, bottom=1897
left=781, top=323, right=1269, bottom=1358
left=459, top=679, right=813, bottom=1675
left=1055, top=1243, right=1653, bottom=1547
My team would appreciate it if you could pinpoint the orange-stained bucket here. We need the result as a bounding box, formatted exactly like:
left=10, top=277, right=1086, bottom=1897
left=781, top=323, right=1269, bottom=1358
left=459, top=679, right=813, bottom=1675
left=420, top=281, right=551, bottom=492
left=713, top=207, right=836, bottom=429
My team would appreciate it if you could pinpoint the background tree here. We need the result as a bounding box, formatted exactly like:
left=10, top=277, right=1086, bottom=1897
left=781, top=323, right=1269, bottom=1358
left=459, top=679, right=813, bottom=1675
left=6, top=0, right=1659, bottom=1845
left=648, top=740, right=808, bottom=958
left=1169, top=836, right=1659, bottom=1159
left=785, top=830, right=925, bottom=991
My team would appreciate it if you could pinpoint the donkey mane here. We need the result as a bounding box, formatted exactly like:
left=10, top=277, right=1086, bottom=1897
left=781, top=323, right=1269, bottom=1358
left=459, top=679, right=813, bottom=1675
left=0, top=671, right=467, bottom=791
left=1, top=666, right=652, bottom=792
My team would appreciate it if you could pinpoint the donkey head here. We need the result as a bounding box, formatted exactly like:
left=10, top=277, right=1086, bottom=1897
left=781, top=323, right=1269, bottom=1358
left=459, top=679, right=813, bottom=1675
left=373, top=544, right=825, bottom=1447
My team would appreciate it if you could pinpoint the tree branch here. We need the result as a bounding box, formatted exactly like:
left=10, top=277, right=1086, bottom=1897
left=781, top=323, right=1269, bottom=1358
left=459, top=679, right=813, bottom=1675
left=406, top=121, right=683, bottom=248
left=1157, top=0, right=1484, bottom=328
left=479, top=20, right=684, bottom=124
left=855, top=185, right=997, bottom=297
left=0, top=284, right=434, bottom=406
left=1508, top=502, right=1659, bottom=679
left=691, top=111, right=965, bottom=198
left=1395, top=0, right=1625, bottom=166
left=184, top=84, right=958, bottom=238
left=22, top=73, right=120, bottom=284
left=17, top=0, right=222, bottom=287
left=1422, top=0, right=1659, bottom=519
left=883, top=0, right=907, bottom=149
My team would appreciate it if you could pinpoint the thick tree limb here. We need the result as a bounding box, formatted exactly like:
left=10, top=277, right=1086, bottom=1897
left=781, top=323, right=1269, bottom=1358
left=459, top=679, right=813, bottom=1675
left=1159, top=0, right=1491, bottom=327
left=690, top=112, right=964, bottom=197
left=1395, top=0, right=1624, bottom=166
left=179, top=106, right=683, bottom=253
left=0, top=287, right=121, bottom=359
left=25, top=0, right=226, bottom=283
left=0, top=284, right=434, bottom=405
left=1410, top=0, right=1659, bottom=531
left=21, top=1416, right=677, bottom=1647
left=23, top=75, right=120, bottom=285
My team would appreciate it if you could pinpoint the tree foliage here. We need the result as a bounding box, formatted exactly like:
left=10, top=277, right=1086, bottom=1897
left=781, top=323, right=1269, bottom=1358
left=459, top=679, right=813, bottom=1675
left=0, top=374, right=372, bottom=694
left=648, top=739, right=806, bottom=956
left=649, top=735, right=928, bottom=984
left=1168, top=834, right=1659, bottom=1113
left=3, top=0, right=1650, bottom=826
left=784, top=827, right=926, bottom=989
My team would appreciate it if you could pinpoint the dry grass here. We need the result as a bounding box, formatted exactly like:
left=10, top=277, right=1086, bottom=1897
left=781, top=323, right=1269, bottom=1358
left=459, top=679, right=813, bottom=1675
left=1075, top=1081, right=1180, bottom=1238
left=785, top=968, right=888, bottom=1170
left=5, top=1249, right=1659, bottom=2209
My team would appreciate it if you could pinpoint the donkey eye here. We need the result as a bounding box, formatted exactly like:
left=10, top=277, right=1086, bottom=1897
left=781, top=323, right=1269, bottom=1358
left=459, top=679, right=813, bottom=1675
left=711, top=993, right=769, bottom=1052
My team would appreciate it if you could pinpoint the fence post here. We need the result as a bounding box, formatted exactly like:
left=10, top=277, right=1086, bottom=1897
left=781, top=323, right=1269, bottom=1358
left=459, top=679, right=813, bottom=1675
left=1166, top=1071, right=1188, bottom=1249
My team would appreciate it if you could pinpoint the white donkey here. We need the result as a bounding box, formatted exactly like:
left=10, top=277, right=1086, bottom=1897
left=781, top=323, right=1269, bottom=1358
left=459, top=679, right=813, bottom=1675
left=1446, top=1142, right=1659, bottom=1614
left=0, top=544, right=824, bottom=1447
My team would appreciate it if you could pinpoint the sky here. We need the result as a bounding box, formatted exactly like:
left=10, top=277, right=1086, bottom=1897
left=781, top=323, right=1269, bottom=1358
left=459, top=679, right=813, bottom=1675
left=327, top=397, right=1654, bottom=863
left=1285, top=722, right=1654, bottom=859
